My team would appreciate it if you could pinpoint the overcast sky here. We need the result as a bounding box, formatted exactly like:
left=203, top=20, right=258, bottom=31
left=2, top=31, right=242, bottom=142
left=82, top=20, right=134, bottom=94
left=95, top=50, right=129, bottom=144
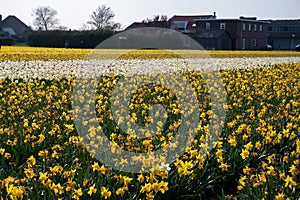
left=1, top=0, right=299, bottom=30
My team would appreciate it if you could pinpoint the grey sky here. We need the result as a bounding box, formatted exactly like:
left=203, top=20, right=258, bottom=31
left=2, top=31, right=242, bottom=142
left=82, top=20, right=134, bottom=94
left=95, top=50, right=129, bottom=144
left=1, top=0, right=299, bottom=30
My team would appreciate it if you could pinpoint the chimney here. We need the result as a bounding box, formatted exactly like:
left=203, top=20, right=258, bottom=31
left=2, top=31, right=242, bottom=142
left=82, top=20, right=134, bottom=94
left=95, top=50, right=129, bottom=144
left=213, top=12, right=217, bottom=19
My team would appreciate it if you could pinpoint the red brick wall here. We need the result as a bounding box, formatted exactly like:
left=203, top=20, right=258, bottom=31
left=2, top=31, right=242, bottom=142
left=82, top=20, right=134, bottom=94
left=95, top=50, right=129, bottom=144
left=195, top=20, right=269, bottom=50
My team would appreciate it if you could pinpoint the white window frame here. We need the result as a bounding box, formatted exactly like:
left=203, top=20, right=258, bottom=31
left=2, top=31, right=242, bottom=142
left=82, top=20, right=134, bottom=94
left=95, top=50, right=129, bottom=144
left=242, top=38, right=246, bottom=49
left=206, top=22, right=211, bottom=30
left=253, top=39, right=257, bottom=47
left=220, top=23, right=226, bottom=30
left=242, top=23, right=246, bottom=31
left=254, top=24, right=257, bottom=31
left=259, top=24, right=263, bottom=32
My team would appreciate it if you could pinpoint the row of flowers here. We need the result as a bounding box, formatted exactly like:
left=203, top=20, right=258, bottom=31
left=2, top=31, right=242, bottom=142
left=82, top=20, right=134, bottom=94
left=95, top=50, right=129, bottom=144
left=1, top=57, right=299, bottom=80
left=1, top=46, right=300, bottom=61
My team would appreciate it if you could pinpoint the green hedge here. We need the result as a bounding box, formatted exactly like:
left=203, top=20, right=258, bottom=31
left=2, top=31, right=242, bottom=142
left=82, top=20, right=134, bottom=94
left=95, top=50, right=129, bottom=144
left=26, top=30, right=115, bottom=48
left=0, top=37, right=16, bottom=46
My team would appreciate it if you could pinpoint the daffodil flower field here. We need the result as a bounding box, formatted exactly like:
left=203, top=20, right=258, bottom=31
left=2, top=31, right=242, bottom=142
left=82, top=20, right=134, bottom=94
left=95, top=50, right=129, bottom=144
left=0, top=46, right=300, bottom=200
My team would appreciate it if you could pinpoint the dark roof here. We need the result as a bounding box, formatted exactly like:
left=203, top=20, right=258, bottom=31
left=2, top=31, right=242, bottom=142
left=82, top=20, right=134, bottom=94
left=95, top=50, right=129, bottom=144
left=126, top=22, right=147, bottom=30
left=169, top=15, right=214, bottom=22
left=2, top=15, right=31, bottom=37
left=126, top=21, right=170, bottom=30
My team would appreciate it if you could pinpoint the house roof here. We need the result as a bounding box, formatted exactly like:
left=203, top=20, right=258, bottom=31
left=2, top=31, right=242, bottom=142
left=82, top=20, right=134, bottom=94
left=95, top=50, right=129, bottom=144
left=2, top=15, right=31, bottom=37
left=126, top=21, right=170, bottom=30
left=169, top=15, right=214, bottom=22
left=126, top=22, right=147, bottom=30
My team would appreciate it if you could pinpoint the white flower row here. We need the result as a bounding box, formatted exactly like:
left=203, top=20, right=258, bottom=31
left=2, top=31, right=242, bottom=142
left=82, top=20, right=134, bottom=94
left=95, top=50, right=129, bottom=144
left=0, top=57, right=299, bottom=80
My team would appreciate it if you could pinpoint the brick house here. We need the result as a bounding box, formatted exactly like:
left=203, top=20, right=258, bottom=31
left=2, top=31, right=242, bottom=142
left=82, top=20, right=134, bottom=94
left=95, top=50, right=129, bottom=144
left=194, top=17, right=269, bottom=50
left=125, top=14, right=269, bottom=50
left=267, top=20, right=300, bottom=50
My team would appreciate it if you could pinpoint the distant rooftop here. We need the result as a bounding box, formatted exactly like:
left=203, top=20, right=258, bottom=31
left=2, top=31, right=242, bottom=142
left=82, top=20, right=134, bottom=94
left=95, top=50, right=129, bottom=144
left=3, top=15, right=30, bottom=29
left=195, top=16, right=270, bottom=23
left=266, top=19, right=300, bottom=26
left=1, top=15, right=31, bottom=37
left=169, top=14, right=216, bottom=22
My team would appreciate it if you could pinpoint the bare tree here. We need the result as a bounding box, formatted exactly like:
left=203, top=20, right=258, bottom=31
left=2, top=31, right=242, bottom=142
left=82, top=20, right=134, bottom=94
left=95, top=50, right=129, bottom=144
left=32, top=6, right=59, bottom=30
left=57, top=25, right=68, bottom=31
left=142, top=15, right=168, bottom=23
left=79, top=23, right=92, bottom=31
left=160, top=15, right=168, bottom=21
left=88, top=5, right=120, bottom=31
left=142, top=18, right=153, bottom=23
left=153, top=15, right=160, bottom=22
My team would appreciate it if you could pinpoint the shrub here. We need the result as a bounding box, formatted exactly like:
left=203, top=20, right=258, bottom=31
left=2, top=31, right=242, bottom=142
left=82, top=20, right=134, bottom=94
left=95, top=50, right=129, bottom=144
left=0, top=37, right=16, bottom=46
left=26, top=30, right=115, bottom=48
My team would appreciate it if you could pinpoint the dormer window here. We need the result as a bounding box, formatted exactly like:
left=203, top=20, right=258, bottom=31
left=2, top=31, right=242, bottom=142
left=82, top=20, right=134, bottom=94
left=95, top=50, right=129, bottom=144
left=171, top=21, right=189, bottom=31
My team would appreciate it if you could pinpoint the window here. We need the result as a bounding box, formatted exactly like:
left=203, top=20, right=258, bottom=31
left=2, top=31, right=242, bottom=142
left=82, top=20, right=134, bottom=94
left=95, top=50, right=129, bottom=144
left=176, top=22, right=186, bottom=29
left=171, top=21, right=189, bottom=30
left=253, top=39, right=258, bottom=47
left=259, top=25, right=263, bottom=32
left=242, top=38, right=246, bottom=49
left=268, top=26, right=273, bottom=32
left=220, top=23, right=226, bottom=30
left=274, top=26, right=281, bottom=32
left=206, top=23, right=211, bottom=30
left=249, top=24, right=251, bottom=31
left=242, top=23, right=246, bottom=31
left=254, top=24, right=257, bottom=31
left=289, top=26, right=300, bottom=32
